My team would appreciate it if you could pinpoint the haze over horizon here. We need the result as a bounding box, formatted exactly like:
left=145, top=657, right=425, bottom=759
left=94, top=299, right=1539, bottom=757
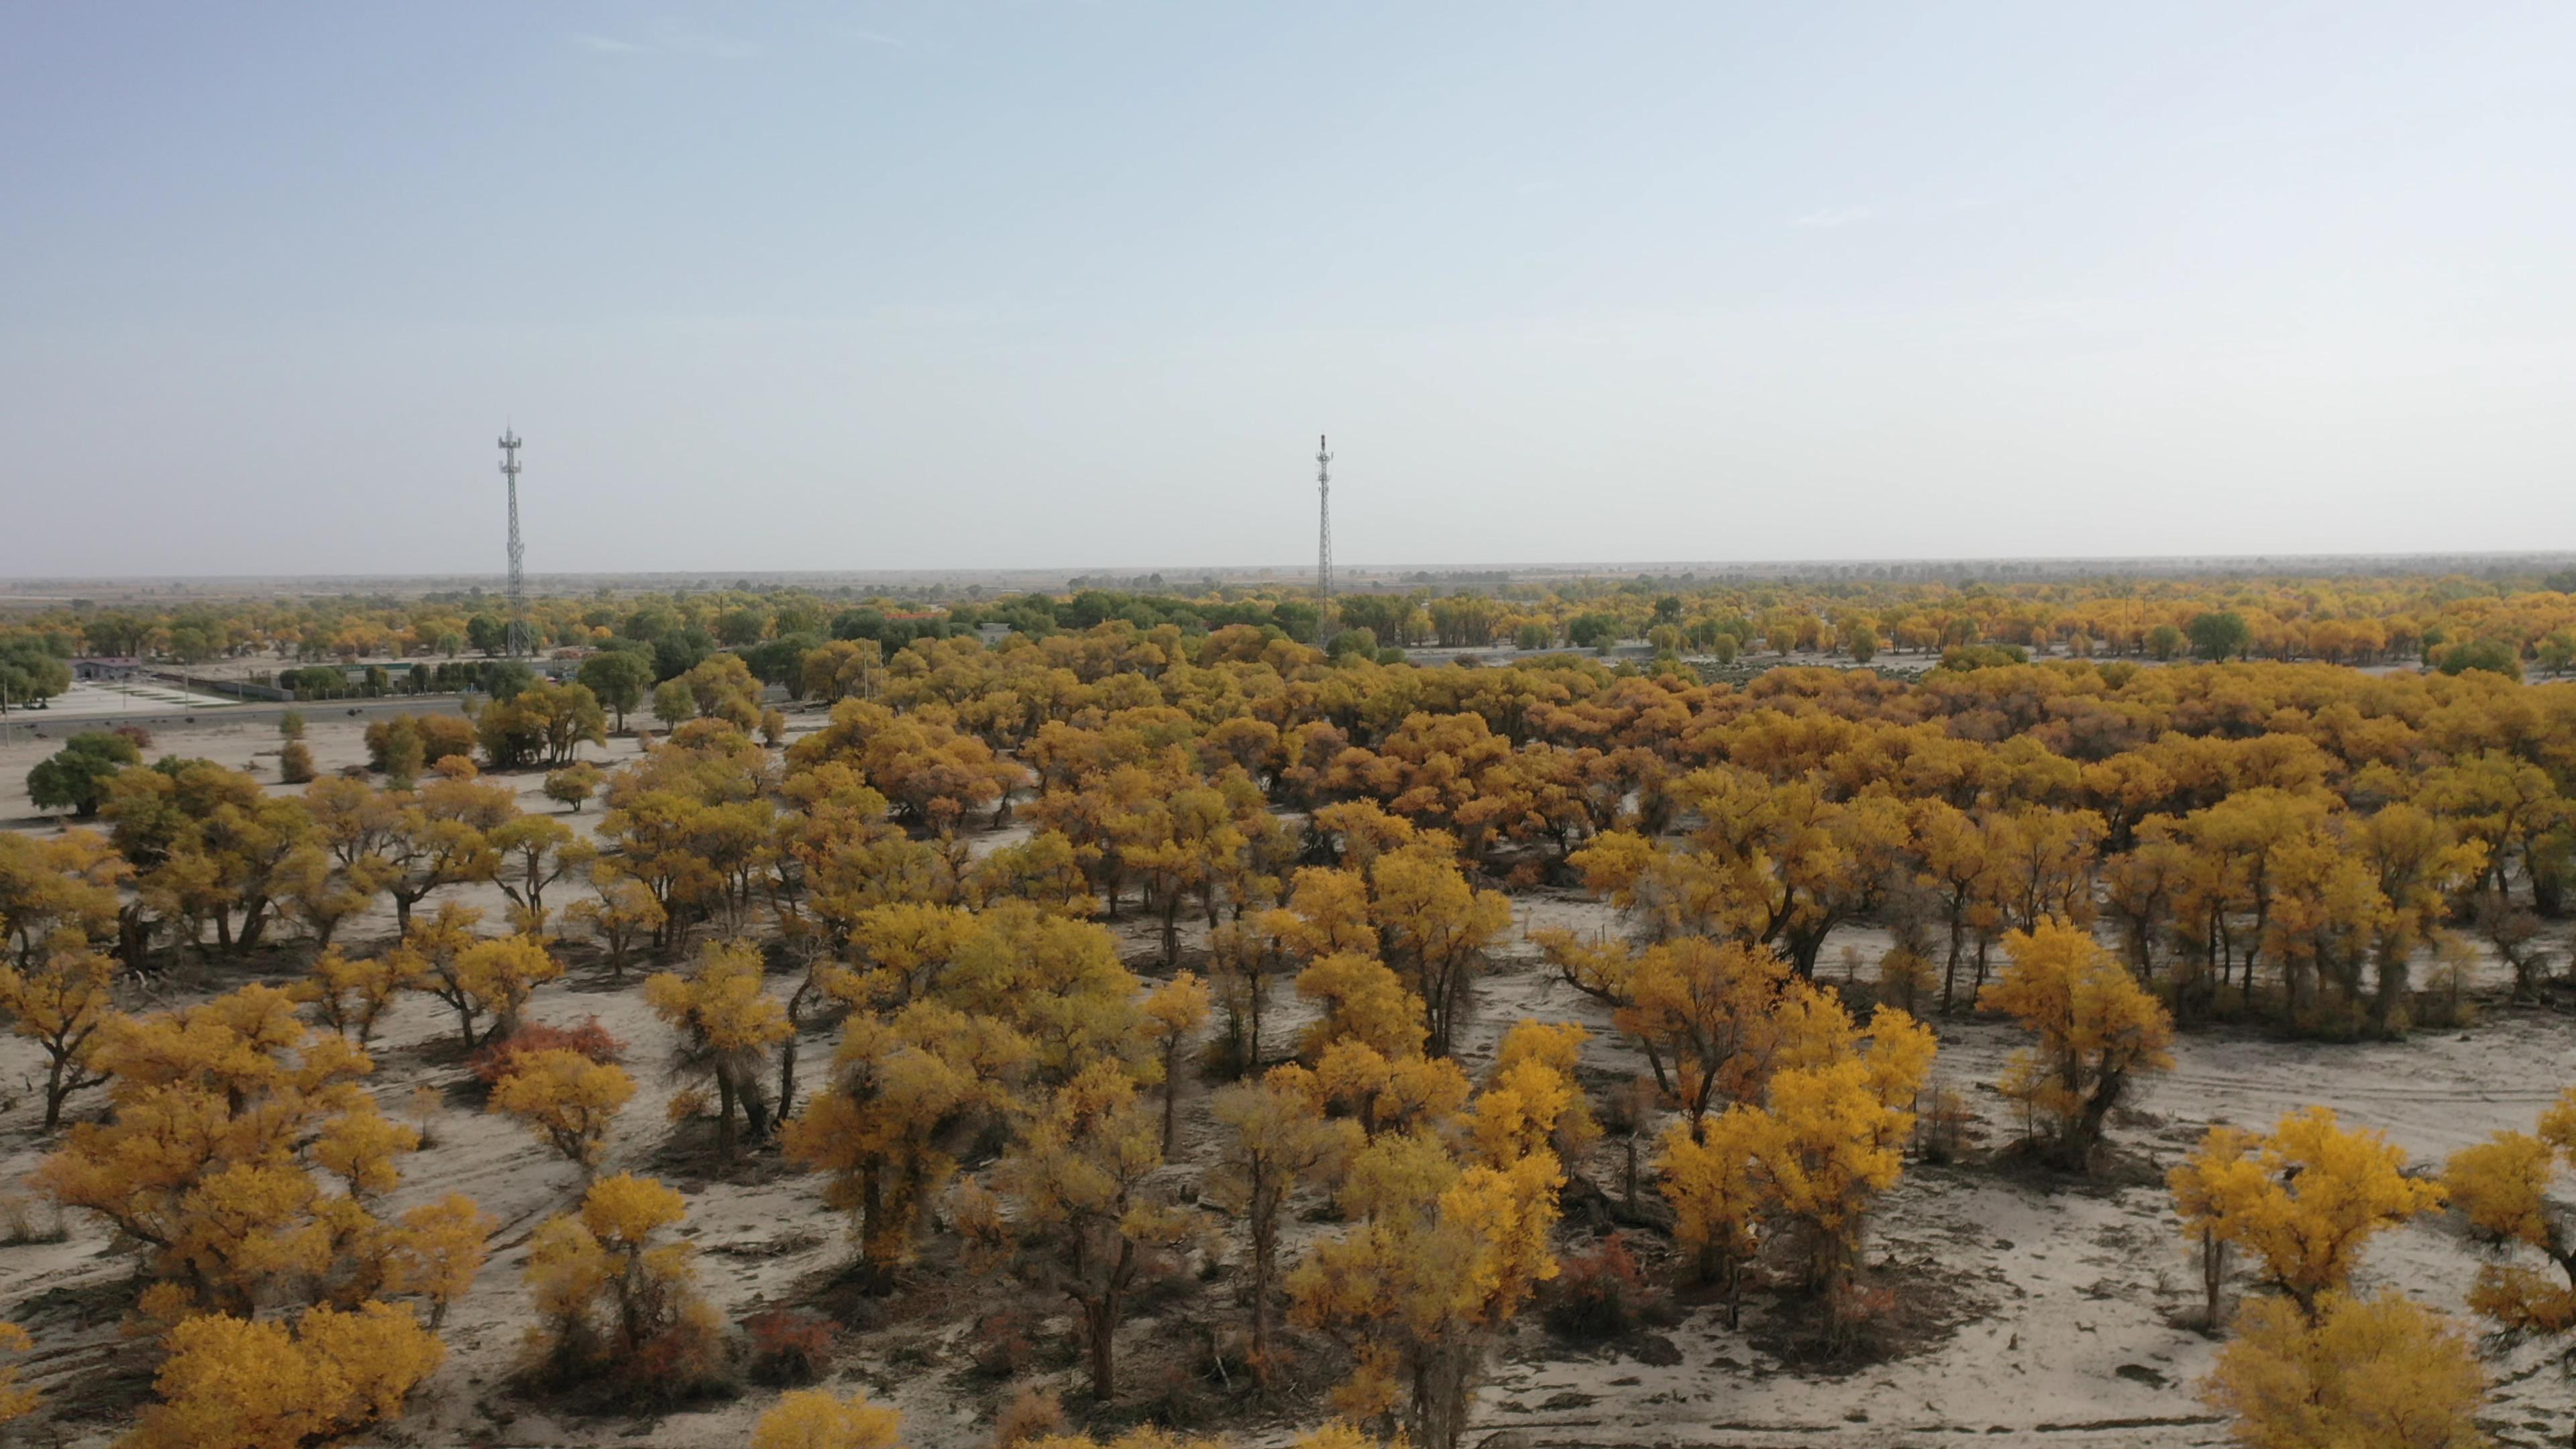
left=5, top=3, right=2570, bottom=578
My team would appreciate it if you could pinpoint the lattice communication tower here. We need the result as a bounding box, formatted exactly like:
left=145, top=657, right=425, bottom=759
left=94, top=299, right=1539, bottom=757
left=499, top=429, right=529, bottom=657
left=1316, top=434, right=1334, bottom=639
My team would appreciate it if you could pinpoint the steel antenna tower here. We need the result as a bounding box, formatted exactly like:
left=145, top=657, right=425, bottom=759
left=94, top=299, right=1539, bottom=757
left=498, top=429, right=528, bottom=658
left=1315, top=434, right=1334, bottom=639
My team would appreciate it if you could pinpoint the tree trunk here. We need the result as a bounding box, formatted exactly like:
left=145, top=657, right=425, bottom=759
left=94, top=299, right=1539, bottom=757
left=1249, top=1208, right=1275, bottom=1374
left=2200, top=1230, right=2229, bottom=1331
left=2371, top=936, right=2410, bottom=1036
left=43, top=1055, right=69, bottom=1130
left=1085, top=1295, right=1117, bottom=1401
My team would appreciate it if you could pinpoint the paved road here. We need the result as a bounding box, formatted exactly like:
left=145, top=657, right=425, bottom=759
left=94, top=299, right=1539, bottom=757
left=0, top=694, right=472, bottom=745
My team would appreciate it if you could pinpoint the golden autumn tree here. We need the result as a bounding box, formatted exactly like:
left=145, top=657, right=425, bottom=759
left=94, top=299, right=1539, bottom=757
left=121, top=1301, right=447, bottom=1449
left=566, top=867, right=665, bottom=981
left=489, top=814, right=594, bottom=935
left=1295, top=952, right=1426, bottom=1061
left=0, top=942, right=122, bottom=1128
left=489, top=1049, right=636, bottom=1177
left=0, top=828, right=127, bottom=969
left=645, top=937, right=792, bottom=1154
left=1290, top=1130, right=1562, bottom=1449
left=783, top=1000, right=1026, bottom=1279
left=994, top=1060, right=1203, bottom=1401
left=2444, top=1086, right=2576, bottom=1342
left=2204, top=1291, right=2487, bottom=1449
left=1365, top=845, right=1513, bottom=1059
left=37, top=983, right=484, bottom=1324
left=523, top=1172, right=715, bottom=1379
left=1657, top=1103, right=1770, bottom=1326
left=1208, top=906, right=1307, bottom=1075
left=1140, top=969, right=1212, bottom=1152
left=2170, top=1108, right=2445, bottom=1317
left=1652, top=989, right=1936, bottom=1321
left=753, top=1387, right=908, bottom=1449
left=1746, top=1002, right=1937, bottom=1301
left=453, top=932, right=566, bottom=1043
left=1471, top=1020, right=1597, bottom=1171
left=305, top=946, right=419, bottom=1048
left=1980, top=918, right=2174, bottom=1171
left=1609, top=935, right=1801, bottom=1136
left=1206, top=1075, right=1360, bottom=1372
left=1295, top=1040, right=1471, bottom=1142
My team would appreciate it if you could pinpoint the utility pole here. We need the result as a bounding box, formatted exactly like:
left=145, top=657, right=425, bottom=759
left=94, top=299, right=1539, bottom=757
left=1316, top=434, right=1334, bottom=643
left=499, top=429, right=528, bottom=658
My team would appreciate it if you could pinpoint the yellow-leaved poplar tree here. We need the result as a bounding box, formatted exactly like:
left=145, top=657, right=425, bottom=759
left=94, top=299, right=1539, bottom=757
left=645, top=937, right=792, bottom=1154
left=2203, top=1291, right=2486, bottom=1449
left=1140, top=969, right=1213, bottom=1153
left=783, top=1000, right=1026, bottom=1278
left=2445, top=1085, right=2576, bottom=1340
left=121, top=1301, right=445, bottom=1449
left=0, top=1322, right=36, bottom=1426
left=0, top=942, right=122, bottom=1128
left=488, top=1048, right=635, bottom=1177
left=523, top=1172, right=716, bottom=1382
left=1652, top=989, right=1936, bottom=1322
left=38, top=983, right=484, bottom=1323
left=1289, top=1046, right=1578, bottom=1449
left=1206, top=1074, right=1360, bottom=1372
left=305, top=945, right=420, bottom=1048
left=994, top=1059, right=1201, bottom=1402
left=2170, top=1107, right=2444, bottom=1317
left=453, top=933, right=566, bottom=1043
left=1655, top=1103, right=1770, bottom=1326
left=1980, top=918, right=2174, bottom=1171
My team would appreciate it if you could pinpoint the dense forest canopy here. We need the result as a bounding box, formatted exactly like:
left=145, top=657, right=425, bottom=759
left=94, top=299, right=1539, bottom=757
left=6, top=572, right=2576, bottom=1447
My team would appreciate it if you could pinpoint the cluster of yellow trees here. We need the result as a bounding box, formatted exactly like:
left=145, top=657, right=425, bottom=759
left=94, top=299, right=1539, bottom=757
left=2149, top=1073, right=2576, bottom=1447
left=17, top=567, right=2576, bottom=670
left=21, top=984, right=492, bottom=1446
left=18, top=604, right=2576, bottom=1446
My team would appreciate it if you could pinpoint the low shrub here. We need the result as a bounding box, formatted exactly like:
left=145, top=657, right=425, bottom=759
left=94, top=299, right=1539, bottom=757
left=989, top=1385, right=1063, bottom=1447
left=970, top=1309, right=1036, bottom=1379
left=1543, top=1233, right=1653, bottom=1341
left=468, top=1017, right=627, bottom=1085
left=744, top=1309, right=834, bottom=1386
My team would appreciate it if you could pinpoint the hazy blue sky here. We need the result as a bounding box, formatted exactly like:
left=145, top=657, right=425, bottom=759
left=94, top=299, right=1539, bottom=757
left=3, top=3, right=2571, bottom=577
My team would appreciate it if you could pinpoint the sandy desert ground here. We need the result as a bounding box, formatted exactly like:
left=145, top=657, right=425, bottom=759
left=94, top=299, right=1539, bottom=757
left=2, top=712, right=2572, bottom=1449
